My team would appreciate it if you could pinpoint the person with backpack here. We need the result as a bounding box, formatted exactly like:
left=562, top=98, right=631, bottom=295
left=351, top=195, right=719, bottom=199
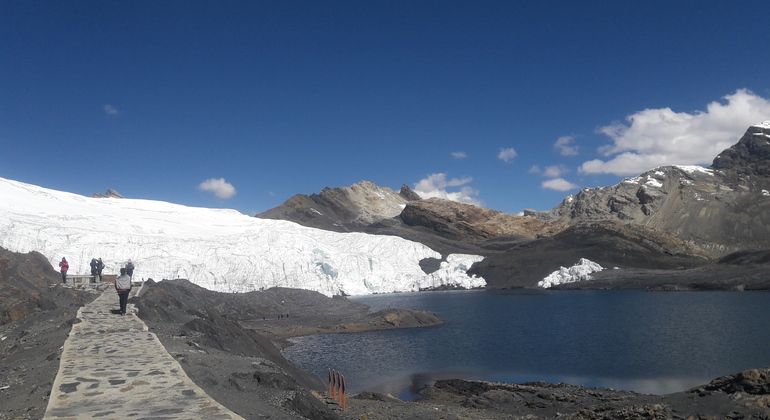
left=59, top=257, right=69, bottom=283
left=115, top=267, right=132, bottom=315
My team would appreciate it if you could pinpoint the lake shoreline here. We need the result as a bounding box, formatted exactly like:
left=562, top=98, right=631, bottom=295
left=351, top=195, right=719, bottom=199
left=135, top=281, right=770, bottom=419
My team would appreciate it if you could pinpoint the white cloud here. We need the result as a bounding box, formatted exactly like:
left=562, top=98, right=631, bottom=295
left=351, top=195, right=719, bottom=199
left=414, top=173, right=480, bottom=205
left=542, top=178, right=578, bottom=191
left=498, top=147, right=518, bottom=163
left=554, top=136, right=578, bottom=156
left=103, top=104, right=119, bottom=115
left=530, top=164, right=568, bottom=178
left=451, top=151, right=467, bottom=159
left=543, top=165, right=568, bottom=178
left=581, top=89, right=770, bottom=176
left=198, top=178, right=237, bottom=199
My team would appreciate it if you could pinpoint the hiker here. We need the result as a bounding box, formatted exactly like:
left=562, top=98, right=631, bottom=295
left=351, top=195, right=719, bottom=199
left=59, top=257, right=69, bottom=283
left=125, top=259, right=135, bottom=278
left=96, top=258, right=104, bottom=278
left=115, top=267, right=132, bottom=315
left=90, top=258, right=98, bottom=278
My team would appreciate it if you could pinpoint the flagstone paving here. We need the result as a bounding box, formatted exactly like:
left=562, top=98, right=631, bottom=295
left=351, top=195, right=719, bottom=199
left=44, top=289, right=243, bottom=419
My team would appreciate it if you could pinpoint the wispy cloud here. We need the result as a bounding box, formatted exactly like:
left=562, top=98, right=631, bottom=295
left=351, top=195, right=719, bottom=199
left=541, top=178, right=578, bottom=191
left=498, top=147, right=518, bottom=163
left=198, top=178, right=237, bottom=199
left=543, top=165, right=568, bottom=178
left=414, top=173, right=480, bottom=205
left=451, top=151, right=468, bottom=159
left=530, top=164, right=569, bottom=178
left=554, top=136, right=578, bottom=156
left=103, top=104, right=119, bottom=116
left=581, top=89, right=770, bottom=176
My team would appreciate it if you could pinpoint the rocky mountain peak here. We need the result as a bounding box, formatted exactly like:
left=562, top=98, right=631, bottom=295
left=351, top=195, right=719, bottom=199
left=548, top=123, right=770, bottom=257
left=91, top=188, right=124, bottom=198
left=399, top=184, right=422, bottom=201
left=257, top=180, right=409, bottom=231
left=712, top=122, right=770, bottom=177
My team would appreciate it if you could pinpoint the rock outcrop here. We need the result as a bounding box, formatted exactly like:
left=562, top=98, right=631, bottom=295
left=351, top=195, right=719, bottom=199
left=91, top=188, right=124, bottom=198
left=257, top=180, right=412, bottom=232
left=400, top=198, right=564, bottom=242
left=0, top=247, right=86, bottom=324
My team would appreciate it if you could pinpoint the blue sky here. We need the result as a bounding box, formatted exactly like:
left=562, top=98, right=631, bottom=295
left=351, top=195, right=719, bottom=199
left=2, top=1, right=770, bottom=214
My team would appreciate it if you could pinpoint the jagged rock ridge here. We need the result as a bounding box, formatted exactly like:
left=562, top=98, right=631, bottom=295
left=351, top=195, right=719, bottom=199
left=257, top=181, right=418, bottom=232
left=91, top=188, right=124, bottom=198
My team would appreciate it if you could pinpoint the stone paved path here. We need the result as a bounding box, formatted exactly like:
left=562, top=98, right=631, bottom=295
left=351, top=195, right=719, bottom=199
left=44, top=289, right=243, bottom=419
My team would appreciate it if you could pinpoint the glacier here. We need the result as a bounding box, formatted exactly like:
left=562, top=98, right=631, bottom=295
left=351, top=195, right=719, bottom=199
left=0, top=177, right=486, bottom=296
left=537, top=258, right=604, bottom=288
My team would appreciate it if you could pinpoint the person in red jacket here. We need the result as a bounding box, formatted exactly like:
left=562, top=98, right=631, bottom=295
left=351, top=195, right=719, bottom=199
left=59, top=257, right=69, bottom=283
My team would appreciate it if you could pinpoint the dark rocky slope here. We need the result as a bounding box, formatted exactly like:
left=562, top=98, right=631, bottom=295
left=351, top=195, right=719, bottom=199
left=468, top=223, right=708, bottom=288
left=134, top=279, right=442, bottom=419
left=0, top=248, right=94, bottom=420
left=385, top=369, right=770, bottom=420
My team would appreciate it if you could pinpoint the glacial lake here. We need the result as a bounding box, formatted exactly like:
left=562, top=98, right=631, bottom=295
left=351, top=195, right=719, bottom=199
left=283, top=289, right=770, bottom=400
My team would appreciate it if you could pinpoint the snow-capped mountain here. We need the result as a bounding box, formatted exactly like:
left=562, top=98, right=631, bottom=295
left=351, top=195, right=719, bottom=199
left=548, top=123, right=770, bottom=257
left=0, top=177, right=485, bottom=296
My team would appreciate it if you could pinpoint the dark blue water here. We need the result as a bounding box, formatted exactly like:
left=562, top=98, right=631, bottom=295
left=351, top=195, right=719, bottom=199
left=283, top=289, right=770, bottom=399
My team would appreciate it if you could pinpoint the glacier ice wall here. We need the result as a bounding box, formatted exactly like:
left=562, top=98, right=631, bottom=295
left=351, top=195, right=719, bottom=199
left=537, top=258, right=604, bottom=288
left=0, top=178, right=485, bottom=296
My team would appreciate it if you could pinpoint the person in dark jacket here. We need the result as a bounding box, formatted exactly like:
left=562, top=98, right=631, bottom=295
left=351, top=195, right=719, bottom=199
left=59, top=257, right=69, bottom=283
left=90, top=258, right=98, bottom=279
left=96, top=258, right=104, bottom=278
left=125, top=260, right=135, bottom=279
left=115, top=268, right=132, bottom=315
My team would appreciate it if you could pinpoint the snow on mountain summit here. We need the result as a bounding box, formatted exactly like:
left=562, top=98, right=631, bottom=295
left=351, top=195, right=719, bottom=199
left=0, top=177, right=485, bottom=296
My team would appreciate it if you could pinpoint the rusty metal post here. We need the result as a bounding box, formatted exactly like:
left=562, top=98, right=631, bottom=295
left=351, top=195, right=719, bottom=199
left=340, top=373, right=347, bottom=410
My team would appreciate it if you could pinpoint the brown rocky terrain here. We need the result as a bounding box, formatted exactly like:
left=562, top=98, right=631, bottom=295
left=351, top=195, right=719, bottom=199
left=400, top=197, right=564, bottom=242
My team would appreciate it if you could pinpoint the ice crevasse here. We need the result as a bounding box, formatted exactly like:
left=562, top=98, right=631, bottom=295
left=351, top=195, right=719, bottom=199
left=0, top=177, right=486, bottom=296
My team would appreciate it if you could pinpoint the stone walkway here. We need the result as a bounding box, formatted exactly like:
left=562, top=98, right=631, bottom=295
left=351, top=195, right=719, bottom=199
left=44, top=289, right=243, bottom=419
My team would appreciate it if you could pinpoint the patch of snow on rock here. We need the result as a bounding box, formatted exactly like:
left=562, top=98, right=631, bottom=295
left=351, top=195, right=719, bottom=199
left=537, top=258, right=604, bottom=288
left=0, top=177, right=486, bottom=296
left=762, top=189, right=770, bottom=197
left=675, top=165, right=714, bottom=176
left=751, top=120, right=770, bottom=129
left=623, top=176, right=642, bottom=185
left=310, top=208, right=323, bottom=216
left=645, top=178, right=663, bottom=188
